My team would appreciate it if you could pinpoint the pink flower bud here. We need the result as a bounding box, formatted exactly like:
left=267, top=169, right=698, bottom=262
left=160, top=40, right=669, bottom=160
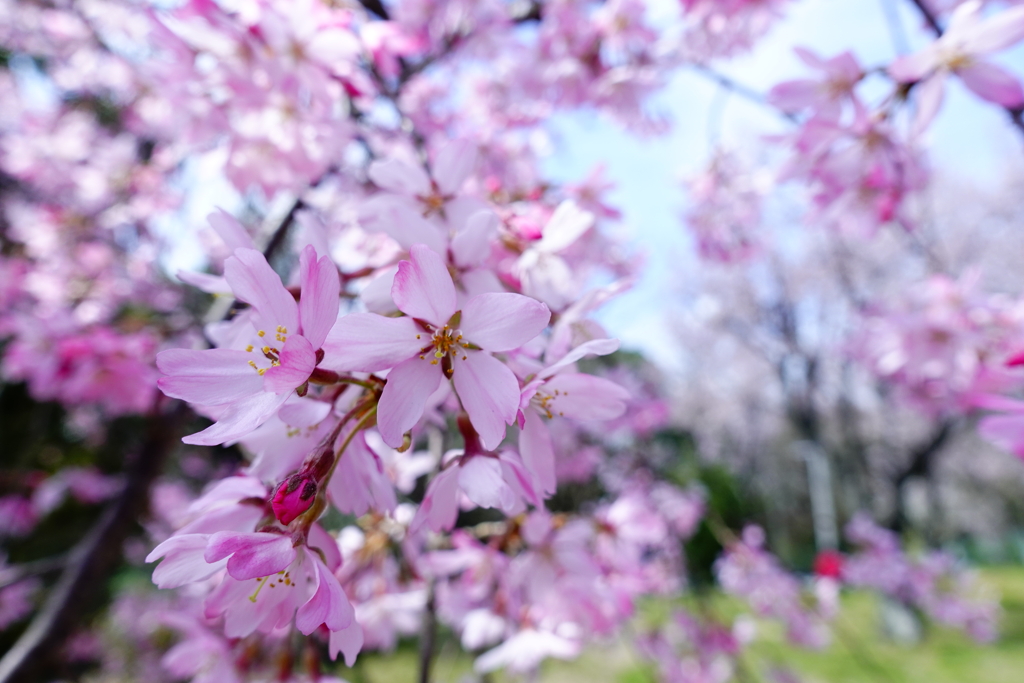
left=271, top=474, right=318, bottom=525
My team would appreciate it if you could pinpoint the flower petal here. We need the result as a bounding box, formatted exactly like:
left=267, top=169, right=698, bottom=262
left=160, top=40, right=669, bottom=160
left=539, top=338, right=620, bottom=379
left=410, top=466, right=461, bottom=533
left=208, top=209, right=255, bottom=251
left=392, top=244, right=457, bottom=325
left=224, top=248, right=299, bottom=333
left=451, top=210, right=498, bottom=269
left=321, top=313, right=424, bottom=372
left=520, top=409, right=557, bottom=496
left=181, top=391, right=289, bottom=446
left=889, top=45, right=939, bottom=83
left=543, top=373, right=630, bottom=421
left=536, top=200, right=594, bottom=254
left=452, top=351, right=519, bottom=450
left=377, top=356, right=444, bottom=447
left=961, top=4, right=1024, bottom=54
left=433, top=139, right=478, bottom=195
left=263, top=335, right=316, bottom=394
left=204, top=531, right=296, bottom=580
left=460, top=293, right=550, bottom=352
left=368, top=157, right=431, bottom=195
left=296, top=551, right=354, bottom=634
left=911, top=71, right=947, bottom=136
left=459, top=455, right=513, bottom=511
left=360, top=195, right=447, bottom=254
left=957, top=60, right=1024, bottom=107
left=147, top=534, right=224, bottom=589
left=298, top=245, right=341, bottom=349
left=157, top=348, right=264, bottom=405
left=329, top=621, right=365, bottom=665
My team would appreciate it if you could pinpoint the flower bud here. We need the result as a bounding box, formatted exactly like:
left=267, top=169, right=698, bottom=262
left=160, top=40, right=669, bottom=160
left=271, top=473, right=318, bottom=525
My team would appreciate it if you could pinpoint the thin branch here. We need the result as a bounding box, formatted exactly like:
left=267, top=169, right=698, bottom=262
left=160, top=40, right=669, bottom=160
left=0, top=401, right=189, bottom=683
left=0, top=555, right=67, bottom=591
left=906, top=0, right=943, bottom=36
left=357, top=0, right=389, bottom=20
left=417, top=581, right=438, bottom=683
left=689, top=63, right=796, bottom=124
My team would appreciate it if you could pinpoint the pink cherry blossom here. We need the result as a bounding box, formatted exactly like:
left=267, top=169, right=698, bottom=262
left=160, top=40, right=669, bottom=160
left=324, top=244, right=549, bottom=449
left=890, top=0, right=1024, bottom=132
left=157, top=244, right=340, bottom=445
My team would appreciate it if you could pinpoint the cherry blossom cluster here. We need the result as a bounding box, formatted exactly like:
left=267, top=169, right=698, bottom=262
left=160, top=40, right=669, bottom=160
left=841, top=513, right=999, bottom=642
left=3, top=0, right=1024, bottom=680
left=854, top=272, right=1024, bottom=418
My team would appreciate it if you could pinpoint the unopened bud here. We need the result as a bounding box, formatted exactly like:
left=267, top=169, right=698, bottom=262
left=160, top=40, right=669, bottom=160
left=271, top=473, right=318, bottom=525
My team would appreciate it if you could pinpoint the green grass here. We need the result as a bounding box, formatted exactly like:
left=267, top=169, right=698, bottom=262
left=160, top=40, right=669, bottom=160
left=340, top=567, right=1024, bottom=683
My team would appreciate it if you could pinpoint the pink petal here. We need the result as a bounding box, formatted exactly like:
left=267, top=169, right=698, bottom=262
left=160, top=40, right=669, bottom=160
left=452, top=351, right=519, bottom=450
left=360, top=266, right=399, bottom=315
left=451, top=210, right=498, bottom=269
left=329, top=621, right=365, bottom=665
left=433, top=139, right=478, bottom=195
left=224, top=248, right=299, bottom=333
left=147, top=534, right=224, bottom=588
left=460, top=293, right=550, bottom=352
left=204, top=531, right=297, bottom=580
left=979, top=414, right=1024, bottom=457
left=157, top=348, right=264, bottom=405
left=794, top=46, right=826, bottom=70
left=410, top=466, right=461, bottom=533
left=911, top=71, right=947, bottom=137
left=377, top=356, right=444, bottom=447
left=444, top=196, right=491, bottom=241
left=308, top=523, right=342, bottom=572
left=536, top=201, right=594, bottom=253
left=321, top=313, right=424, bottom=372
left=181, top=391, right=288, bottom=446
left=889, top=46, right=939, bottom=83
left=499, top=450, right=540, bottom=508
left=298, top=245, right=340, bottom=349
left=295, top=552, right=354, bottom=634
left=767, top=79, right=821, bottom=113
left=208, top=209, right=255, bottom=251
left=360, top=195, right=447, bottom=254
left=459, top=456, right=513, bottom=510
left=543, top=373, right=630, bottom=421
left=327, top=430, right=398, bottom=515
left=278, top=398, right=332, bottom=428
left=539, top=338, right=620, bottom=379
left=957, top=60, right=1024, bottom=107
left=368, top=157, right=431, bottom=196
left=520, top=409, right=557, bottom=496
left=263, top=335, right=316, bottom=394
left=392, top=244, right=457, bottom=325
left=176, top=270, right=230, bottom=294
left=962, top=4, right=1024, bottom=54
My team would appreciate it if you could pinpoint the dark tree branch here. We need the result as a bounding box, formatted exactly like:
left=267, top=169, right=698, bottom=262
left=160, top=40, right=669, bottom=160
left=894, top=419, right=955, bottom=489
left=357, top=0, right=389, bottom=20
left=0, top=555, right=67, bottom=591
left=0, top=402, right=188, bottom=683
left=262, top=197, right=305, bottom=263
left=690, top=64, right=797, bottom=124
left=890, top=418, right=957, bottom=532
left=417, top=581, right=438, bottom=683
left=907, top=0, right=944, bottom=35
